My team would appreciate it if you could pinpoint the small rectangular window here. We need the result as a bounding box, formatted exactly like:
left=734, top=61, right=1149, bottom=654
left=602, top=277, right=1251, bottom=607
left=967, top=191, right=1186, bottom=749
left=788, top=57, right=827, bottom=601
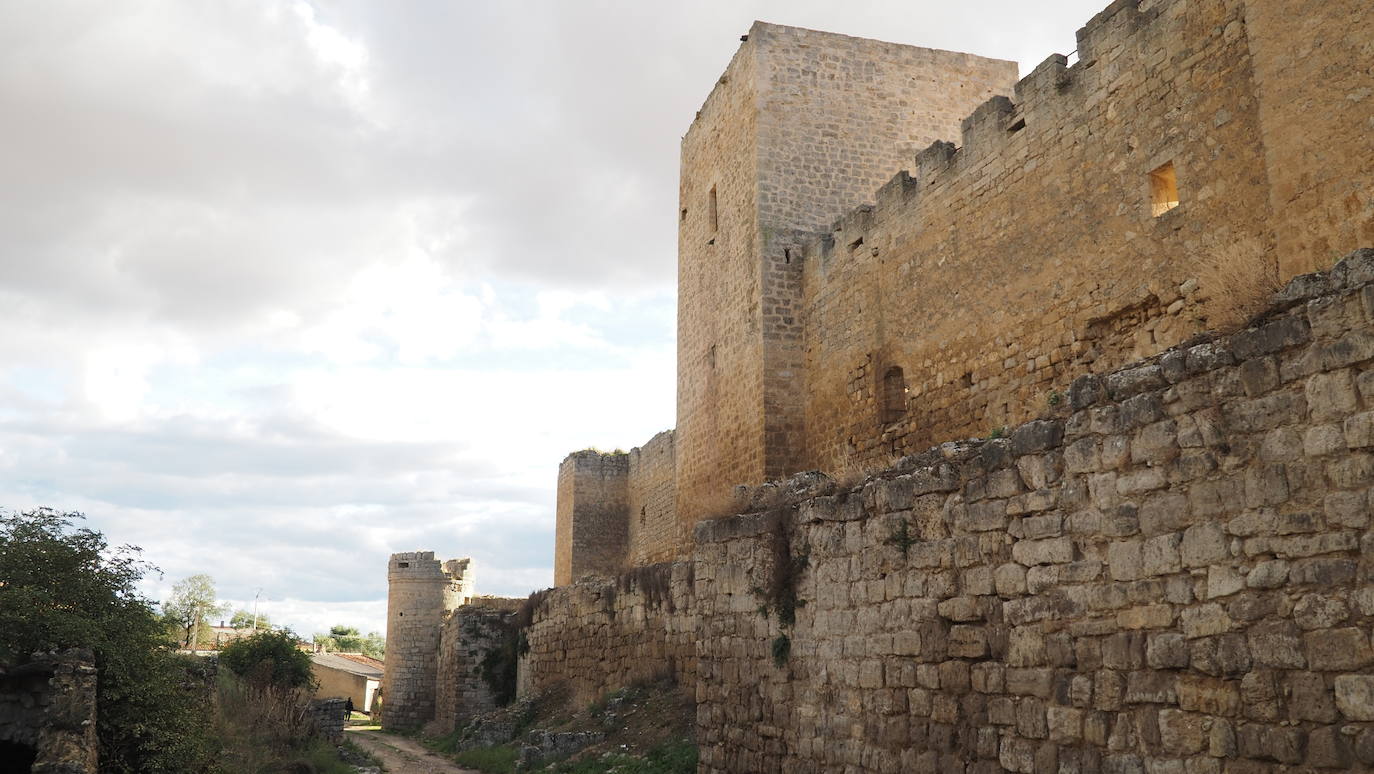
left=1150, top=162, right=1180, bottom=217
left=708, top=186, right=718, bottom=233
left=397, top=562, right=409, bottom=568
left=680, top=208, right=687, bottom=222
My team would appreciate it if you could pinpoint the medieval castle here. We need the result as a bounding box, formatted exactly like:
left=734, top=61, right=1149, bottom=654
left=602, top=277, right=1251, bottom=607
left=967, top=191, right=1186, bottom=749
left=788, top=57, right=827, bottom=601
left=384, top=0, right=1374, bottom=769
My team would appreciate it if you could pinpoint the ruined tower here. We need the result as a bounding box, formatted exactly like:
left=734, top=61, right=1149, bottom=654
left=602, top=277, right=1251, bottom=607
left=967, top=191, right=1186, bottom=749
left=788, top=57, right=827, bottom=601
left=673, top=22, right=1019, bottom=524
left=379, top=552, right=473, bottom=729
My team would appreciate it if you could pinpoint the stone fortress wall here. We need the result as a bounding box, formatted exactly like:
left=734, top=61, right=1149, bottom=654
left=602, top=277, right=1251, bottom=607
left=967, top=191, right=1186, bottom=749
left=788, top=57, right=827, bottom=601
left=554, top=0, right=1374, bottom=583
left=515, top=248, right=1374, bottom=770
left=386, top=0, right=1374, bottom=760
left=795, top=0, right=1374, bottom=479
left=672, top=22, right=1021, bottom=554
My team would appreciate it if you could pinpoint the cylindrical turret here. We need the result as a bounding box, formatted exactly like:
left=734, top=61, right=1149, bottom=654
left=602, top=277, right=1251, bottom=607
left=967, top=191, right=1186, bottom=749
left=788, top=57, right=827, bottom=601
left=379, top=551, right=473, bottom=729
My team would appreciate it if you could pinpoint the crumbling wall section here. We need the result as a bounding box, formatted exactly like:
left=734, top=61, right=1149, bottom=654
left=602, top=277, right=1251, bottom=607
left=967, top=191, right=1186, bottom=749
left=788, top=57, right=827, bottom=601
left=0, top=650, right=98, bottom=774
left=519, top=562, right=696, bottom=708
left=627, top=430, right=679, bottom=565
left=433, top=597, right=523, bottom=734
left=695, top=249, right=1374, bottom=771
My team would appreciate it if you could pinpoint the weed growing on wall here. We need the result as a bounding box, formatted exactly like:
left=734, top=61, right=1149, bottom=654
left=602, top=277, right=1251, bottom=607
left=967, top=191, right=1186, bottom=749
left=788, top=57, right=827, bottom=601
left=882, top=517, right=918, bottom=558
left=619, top=564, right=677, bottom=612
left=1198, top=237, right=1281, bottom=329
left=750, top=509, right=809, bottom=666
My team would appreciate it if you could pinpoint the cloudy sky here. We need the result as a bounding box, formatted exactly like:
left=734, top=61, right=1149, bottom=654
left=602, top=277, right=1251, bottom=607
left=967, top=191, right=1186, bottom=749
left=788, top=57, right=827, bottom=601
left=0, top=0, right=1106, bottom=638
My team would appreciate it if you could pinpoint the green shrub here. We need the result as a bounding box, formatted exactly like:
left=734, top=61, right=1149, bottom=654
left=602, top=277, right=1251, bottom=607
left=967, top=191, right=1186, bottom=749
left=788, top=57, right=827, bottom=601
left=220, top=629, right=315, bottom=691
left=454, top=745, right=519, bottom=773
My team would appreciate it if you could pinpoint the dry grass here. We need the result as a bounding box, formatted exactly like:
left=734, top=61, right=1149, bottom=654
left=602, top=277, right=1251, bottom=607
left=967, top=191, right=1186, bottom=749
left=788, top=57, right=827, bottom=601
left=1197, top=238, right=1281, bottom=330
left=827, top=447, right=899, bottom=489
left=216, top=672, right=347, bottom=773
left=695, top=486, right=749, bottom=520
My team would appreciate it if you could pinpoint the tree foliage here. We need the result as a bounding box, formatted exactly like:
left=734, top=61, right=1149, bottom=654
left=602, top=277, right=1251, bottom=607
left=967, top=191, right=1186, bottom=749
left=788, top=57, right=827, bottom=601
left=0, top=508, right=217, bottom=772
left=313, top=624, right=384, bottom=659
left=162, top=573, right=228, bottom=649
left=219, top=629, right=315, bottom=692
left=229, top=608, right=269, bottom=630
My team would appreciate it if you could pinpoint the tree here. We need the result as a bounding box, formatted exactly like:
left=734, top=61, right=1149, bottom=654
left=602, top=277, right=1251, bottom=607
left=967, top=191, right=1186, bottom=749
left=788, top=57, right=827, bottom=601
left=220, top=630, right=315, bottom=692
left=361, top=631, right=386, bottom=660
left=162, top=573, right=228, bottom=650
left=0, top=508, right=217, bottom=772
left=315, top=625, right=385, bottom=659
left=229, top=608, right=269, bottom=630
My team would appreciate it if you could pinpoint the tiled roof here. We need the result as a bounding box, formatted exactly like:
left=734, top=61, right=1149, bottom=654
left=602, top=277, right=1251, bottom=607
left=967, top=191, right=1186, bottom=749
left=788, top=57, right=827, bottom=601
left=310, top=652, right=384, bottom=679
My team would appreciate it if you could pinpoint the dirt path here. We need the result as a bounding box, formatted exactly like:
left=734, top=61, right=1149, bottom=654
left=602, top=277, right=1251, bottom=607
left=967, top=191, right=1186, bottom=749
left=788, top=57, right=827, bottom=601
left=345, top=726, right=481, bottom=774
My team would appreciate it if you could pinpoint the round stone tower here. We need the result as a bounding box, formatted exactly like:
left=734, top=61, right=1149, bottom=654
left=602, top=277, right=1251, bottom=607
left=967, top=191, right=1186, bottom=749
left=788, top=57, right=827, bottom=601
left=379, top=551, right=474, bottom=730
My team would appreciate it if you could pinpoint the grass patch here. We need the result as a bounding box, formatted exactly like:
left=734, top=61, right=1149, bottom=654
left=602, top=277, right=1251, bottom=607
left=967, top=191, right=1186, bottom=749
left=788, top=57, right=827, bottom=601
left=292, top=738, right=362, bottom=774
left=454, top=744, right=520, bottom=773
left=549, top=739, right=697, bottom=773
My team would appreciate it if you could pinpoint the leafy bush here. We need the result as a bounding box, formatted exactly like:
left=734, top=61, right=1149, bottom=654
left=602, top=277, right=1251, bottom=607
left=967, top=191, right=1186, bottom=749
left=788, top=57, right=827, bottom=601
left=219, top=629, right=316, bottom=691
left=0, top=508, right=218, bottom=773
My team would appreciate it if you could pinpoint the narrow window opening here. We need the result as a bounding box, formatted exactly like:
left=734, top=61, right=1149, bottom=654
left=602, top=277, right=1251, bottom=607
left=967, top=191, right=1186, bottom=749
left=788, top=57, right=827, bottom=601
left=1008, top=118, right=1026, bottom=133
left=397, top=562, right=409, bottom=568
left=708, top=186, right=718, bottom=233
left=680, top=208, right=687, bottom=222
left=962, top=372, right=974, bottom=388
left=881, top=366, right=908, bottom=425
left=708, top=344, right=717, bottom=369
left=783, top=248, right=791, bottom=264
left=849, top=236, right=864, bottom=251
left=1150, top=161, right=1180, bottom=216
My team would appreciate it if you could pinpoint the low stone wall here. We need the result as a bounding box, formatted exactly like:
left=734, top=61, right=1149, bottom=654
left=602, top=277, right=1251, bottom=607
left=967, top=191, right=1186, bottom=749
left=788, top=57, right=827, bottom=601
left=0, top=650, right=98, bottom=774
left=519, top=562, right=696, bottom=708
left=306, top=698, right=346, bottom=743
left=433, top=597, right=522, bottom=734
left=691, top=249, right=1374, bottom=771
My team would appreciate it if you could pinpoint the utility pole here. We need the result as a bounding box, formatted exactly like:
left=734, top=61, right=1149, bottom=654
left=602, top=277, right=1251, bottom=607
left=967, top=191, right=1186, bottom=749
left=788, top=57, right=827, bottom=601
left=252, top=588, right=263, bottom=632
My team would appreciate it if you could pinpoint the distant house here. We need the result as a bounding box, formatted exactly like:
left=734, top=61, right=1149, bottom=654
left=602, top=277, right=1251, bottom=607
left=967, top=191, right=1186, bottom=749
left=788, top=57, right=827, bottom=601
left=206, top=623, right=256, bottom=650
left=311, top=653, right=383, bottom=713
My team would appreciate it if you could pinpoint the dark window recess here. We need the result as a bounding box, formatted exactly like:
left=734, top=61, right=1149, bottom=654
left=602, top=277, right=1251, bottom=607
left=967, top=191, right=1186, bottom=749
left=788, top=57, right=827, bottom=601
left=708, top=186, right=719, bottom=232
left=1008, top=118, right=1026, bottom=133
left=680, top=208, right=687, bottom=222
left=849, top=236, right=864, bottom=251
left=881, top=366, right=908, bottom=425
left=784, top=248, right=791, bottom=264
left=397, top=562, right=409, bottom=568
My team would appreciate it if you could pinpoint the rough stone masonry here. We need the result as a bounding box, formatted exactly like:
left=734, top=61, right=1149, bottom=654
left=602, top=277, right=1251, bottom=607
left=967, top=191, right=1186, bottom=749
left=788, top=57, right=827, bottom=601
left=514, top=248, right=1374, bottom=771
left=554, top=0, right=1374, bottom=583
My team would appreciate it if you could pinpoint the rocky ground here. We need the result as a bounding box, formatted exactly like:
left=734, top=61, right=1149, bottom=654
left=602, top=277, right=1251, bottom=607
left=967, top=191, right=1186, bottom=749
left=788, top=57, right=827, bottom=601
left=422, top=678, right=696, bottom=772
